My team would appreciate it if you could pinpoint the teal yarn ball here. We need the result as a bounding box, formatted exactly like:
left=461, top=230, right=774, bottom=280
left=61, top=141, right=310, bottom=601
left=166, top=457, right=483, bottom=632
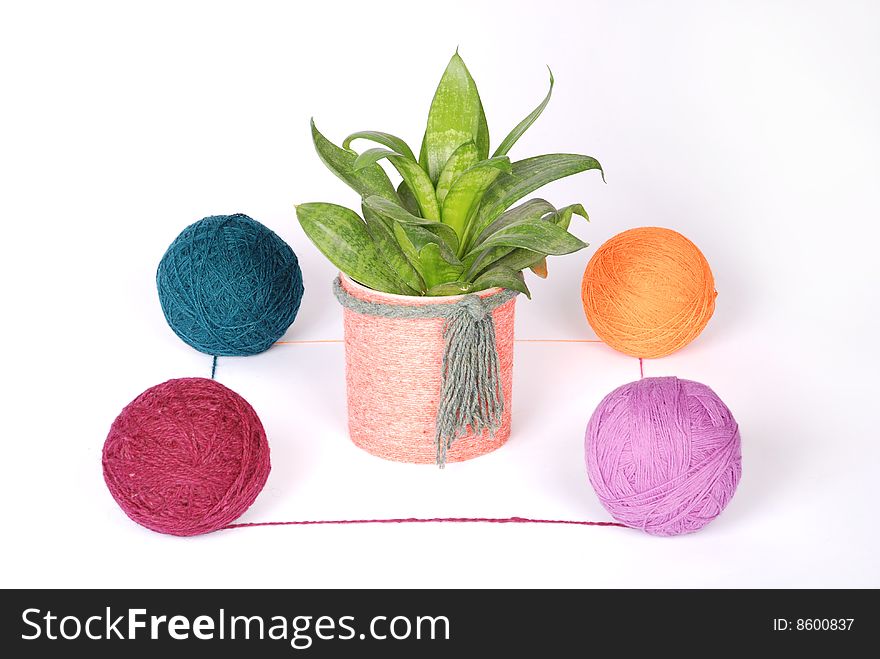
left=157, top=214, right=304, bottom=356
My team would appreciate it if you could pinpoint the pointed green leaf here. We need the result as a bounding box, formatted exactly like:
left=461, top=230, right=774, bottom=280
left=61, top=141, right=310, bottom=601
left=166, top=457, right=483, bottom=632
left=295, top=202, right=409, bottom=294
left=397, top=180, right=420, bottom=216
left=310, top=120, right=399, bottom=203
left=353, top=147, right=403, bottom=171
left=465, top=216, right=586, bottom=258
left=391, top=155, right=442, bottom=221
left=362, top=202, right=425, bottom=294
left=477, top=102, right=490, bottom=160
left=418, top=243, right=465, bottom=289
left=354, top=149, right=441, bottom=221
left=417, top=129, right=428, bottom=175
left=493, top=68, right=554, bottom=157
left=471, top=198, right=556, bottom=248
left=343, top=131, right=416, bottom=162
left=364, top=196, right=458, bottom=254
left=392, top=223, right=462, bottom=287
left=440, top=156, right=511, bottom=247
left=419, top=51, right=490, bottom=182
left=392, top=222, right=460, bottom=264
left=462, top=198, right=555, bottom=277
left=392, top=222, right=423, bottom=270
left=435, top=141, right=479, bottom=206
left=470, top=266, right=531, bottom=298
left=547, top=202, right=589, bottom=230
left=469, top=247, right=541, bottom=280
left=466, top=203, right=589, bottom=279
left=468, top=154, right=603, bottom=246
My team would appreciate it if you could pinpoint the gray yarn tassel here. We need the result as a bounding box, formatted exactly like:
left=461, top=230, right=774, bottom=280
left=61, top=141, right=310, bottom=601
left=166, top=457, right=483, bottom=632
left=434, top=296, right=504, bottom=467
left=333, top=277, right=518, bottom=468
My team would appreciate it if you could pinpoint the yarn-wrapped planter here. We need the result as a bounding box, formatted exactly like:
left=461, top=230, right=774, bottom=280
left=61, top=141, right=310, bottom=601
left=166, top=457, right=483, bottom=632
left=338, top=274, right=517, bottom=464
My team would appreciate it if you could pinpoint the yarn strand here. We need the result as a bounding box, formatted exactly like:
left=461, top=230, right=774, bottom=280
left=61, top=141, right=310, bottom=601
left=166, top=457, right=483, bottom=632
left=223, top=516, right=626, bottom=530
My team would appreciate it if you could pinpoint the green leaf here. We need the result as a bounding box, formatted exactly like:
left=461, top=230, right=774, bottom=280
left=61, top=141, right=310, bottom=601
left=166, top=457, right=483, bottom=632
left=392, top=223, right=462, bottom=288
left=467, top=203, right=588, bottom=279
left=393, top=222, right=426, bottom=265
left=295, top=202, right=409, bottom=294
left=426, top=281, right=472, bottom=296
left=468, top=154, right=603, bottom=247
left=355, top=149, right=441, bottom=221
left=392, top=222, right=460, bottom=264
left=435, top=141, right=479, bottom=206
left=471, top=198, right=556, bottom=248
left=397, top=181, right=420, bottom=216
left=440, top=156, right=511, bottom=248
left=309, top=120, right=399, bottom=203
left=352, top=147, right=402, bottom=171
left=418, top=243, right=465, bottom=289
left=362, top=202, right=425, bottom=294
left=343, top=131, right=416, bottom=162
left=462, top=198, right=555, bottom=277
left=470, top=266, right=531, bottom=298
left=419, top=51, right=490, bottom=182
left=388, top=156, right=442, bottom=220
left=417, top=129, right=428, bottom=175
left=465, top=216, right=587, bottom=258
left=492, top=68, right=554, bottom=157
left=364, top=195, right=458, bottom=254
left=470, top=247, right=542, bottom=280
left=547, top=203, right=589, bottom=230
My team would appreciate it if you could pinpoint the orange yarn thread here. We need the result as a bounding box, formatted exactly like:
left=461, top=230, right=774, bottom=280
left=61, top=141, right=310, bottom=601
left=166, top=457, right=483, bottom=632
left=340, top=275, right=516, bottom=464
left=581, top=227, right=717, bottom=359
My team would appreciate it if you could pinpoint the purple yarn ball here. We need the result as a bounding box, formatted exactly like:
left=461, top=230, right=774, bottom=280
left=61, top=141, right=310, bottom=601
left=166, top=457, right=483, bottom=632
left=585, top=377, right=741, bottom=536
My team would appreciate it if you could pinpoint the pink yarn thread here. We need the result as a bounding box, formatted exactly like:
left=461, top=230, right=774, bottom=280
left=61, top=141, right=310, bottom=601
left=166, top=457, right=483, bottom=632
left=102, top=378, right=271, bottom=536
left=225, top=517, right=626, bottom=530
left=585, top=376, right=741, bottom=536
left=340, top=274, right=516, bottom=464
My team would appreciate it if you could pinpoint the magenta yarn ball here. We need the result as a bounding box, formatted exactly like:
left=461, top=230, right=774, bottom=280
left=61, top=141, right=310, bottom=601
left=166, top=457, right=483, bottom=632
left=102, top=378, right=271, bottom=536
left=585, top=376, right=741, bottom=536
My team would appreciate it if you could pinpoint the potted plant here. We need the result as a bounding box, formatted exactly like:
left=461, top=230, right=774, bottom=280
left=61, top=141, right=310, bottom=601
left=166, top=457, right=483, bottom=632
left=296, top=51, right=602, bottom=466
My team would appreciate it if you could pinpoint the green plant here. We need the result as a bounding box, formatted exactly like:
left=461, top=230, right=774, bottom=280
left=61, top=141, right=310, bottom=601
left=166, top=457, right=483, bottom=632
left=296, top=51, right=603, bottom=297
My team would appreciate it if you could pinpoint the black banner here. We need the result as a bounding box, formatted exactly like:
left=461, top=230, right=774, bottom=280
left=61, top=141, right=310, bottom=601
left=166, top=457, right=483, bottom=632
left=1, top=589, right=874, bottom=655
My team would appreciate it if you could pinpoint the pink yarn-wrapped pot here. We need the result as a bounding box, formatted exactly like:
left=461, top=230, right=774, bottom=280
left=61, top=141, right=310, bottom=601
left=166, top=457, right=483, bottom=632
left=339, top=274, right=517, bottom=464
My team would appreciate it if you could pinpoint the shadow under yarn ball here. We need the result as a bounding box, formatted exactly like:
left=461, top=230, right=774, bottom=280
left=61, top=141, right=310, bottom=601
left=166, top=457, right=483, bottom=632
left=585, top=376, right=741, bottom=536
left=157, top=214, right=304, bottom=356
left=102, top=378, right=271, bottom=536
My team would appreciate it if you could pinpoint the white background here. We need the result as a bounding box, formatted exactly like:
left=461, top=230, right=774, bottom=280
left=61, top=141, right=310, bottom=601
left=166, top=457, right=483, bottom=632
left=2, top=0, right=878, bottom=588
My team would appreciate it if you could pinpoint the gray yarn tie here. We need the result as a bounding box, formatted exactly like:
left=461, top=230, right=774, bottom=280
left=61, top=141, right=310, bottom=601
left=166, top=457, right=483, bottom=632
left=333, top=277, right=519, bottom=467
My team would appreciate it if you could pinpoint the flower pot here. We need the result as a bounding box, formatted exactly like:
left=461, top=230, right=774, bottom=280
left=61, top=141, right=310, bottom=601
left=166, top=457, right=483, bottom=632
left=338, top=274, right=517, bottom=464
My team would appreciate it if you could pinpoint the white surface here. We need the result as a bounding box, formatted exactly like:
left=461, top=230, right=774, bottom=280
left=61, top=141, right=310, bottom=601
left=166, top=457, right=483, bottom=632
left=2, top=0, right=879, bottom=588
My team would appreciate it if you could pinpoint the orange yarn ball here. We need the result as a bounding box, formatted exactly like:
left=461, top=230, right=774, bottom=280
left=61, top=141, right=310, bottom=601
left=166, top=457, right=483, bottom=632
left=581, top=227, right=717, bottom=358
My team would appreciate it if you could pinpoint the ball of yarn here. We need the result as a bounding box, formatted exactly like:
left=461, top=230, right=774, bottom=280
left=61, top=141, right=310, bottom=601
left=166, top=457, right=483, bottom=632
left=585, top=376, right=741, bottom=536
left=582, top=227, right=716, bottom=358
left=157, top=213, right=304, bottom=356
left=102, top=378, right=271, bottom=536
